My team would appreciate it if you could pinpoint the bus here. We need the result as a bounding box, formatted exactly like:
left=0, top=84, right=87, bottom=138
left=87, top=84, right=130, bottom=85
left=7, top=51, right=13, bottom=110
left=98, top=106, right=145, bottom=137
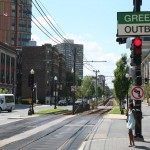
left=0, top=94, right=15, bottom=112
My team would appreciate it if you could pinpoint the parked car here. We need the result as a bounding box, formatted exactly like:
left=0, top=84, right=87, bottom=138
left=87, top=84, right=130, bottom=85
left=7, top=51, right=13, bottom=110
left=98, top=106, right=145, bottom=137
left=68, top=99, right=73, bottom=105
left=58, top=100, right=67, bottom=106
left=75, top=99, right=87, bottom=105
left=75, top=99, right=83, bottom=105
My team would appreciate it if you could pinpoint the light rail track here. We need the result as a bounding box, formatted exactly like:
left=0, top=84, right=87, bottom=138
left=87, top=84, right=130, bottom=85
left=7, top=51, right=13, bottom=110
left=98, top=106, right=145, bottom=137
left=1, top=99, right=114, bottom=150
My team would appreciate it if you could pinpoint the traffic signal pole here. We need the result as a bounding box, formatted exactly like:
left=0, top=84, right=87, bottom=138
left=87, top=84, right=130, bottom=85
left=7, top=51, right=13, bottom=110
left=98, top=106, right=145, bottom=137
left=116, top=0, right=143, bottom=139
left=132, top=0, right=143, bottom=140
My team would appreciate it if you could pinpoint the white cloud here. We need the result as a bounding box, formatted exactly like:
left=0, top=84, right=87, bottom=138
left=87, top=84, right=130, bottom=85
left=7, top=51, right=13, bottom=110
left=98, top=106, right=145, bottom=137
left=32, top=15, right=56, bottom=27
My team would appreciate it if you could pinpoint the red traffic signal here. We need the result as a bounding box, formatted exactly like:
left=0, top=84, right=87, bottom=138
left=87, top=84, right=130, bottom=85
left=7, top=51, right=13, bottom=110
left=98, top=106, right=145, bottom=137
left=133, top=38, right=142, bottom=47
left=133, top=38, right=142, bottom=56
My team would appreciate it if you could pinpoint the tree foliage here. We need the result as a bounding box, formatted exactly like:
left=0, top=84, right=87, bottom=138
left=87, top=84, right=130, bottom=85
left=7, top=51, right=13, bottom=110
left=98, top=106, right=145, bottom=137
left=0, top=89, right=9, bottom=94
left=97, top=86, right=103, bottom=97
left=79, top=76, right=95, bottom=98
left=113, top=54, right=130, bottom=102
left=144, top=84, right=150, bottom=101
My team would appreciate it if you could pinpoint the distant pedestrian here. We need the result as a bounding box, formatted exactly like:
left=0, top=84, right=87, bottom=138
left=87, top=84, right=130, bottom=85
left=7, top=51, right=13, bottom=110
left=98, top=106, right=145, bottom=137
left=126, top=102, right=136, bottom=147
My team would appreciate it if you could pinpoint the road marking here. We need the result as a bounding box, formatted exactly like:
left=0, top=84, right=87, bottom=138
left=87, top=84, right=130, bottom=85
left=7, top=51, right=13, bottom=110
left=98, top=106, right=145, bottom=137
left=0, top=115, right=74, bottom=148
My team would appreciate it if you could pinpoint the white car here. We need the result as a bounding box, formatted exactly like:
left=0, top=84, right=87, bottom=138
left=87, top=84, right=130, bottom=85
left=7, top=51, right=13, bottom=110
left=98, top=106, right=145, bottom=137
left=0, top=94, right=15, bottom=112
left=58, top=100, right=67, bottom=106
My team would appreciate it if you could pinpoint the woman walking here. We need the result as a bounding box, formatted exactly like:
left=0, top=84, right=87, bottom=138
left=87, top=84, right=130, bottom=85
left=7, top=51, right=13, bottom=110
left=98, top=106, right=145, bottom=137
left=127, top=102, right=136, bottom=147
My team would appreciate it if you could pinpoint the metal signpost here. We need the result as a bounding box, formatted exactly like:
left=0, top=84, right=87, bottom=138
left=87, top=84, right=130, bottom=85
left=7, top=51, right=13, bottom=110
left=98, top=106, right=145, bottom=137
left=116, top=0, right=145, bottom=140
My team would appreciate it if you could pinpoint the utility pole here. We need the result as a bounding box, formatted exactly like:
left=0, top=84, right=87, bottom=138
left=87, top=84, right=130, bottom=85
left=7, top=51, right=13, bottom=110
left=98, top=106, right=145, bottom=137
left=93, top=70, right=100, bottom=108
left=72, top=48, right=76, bottom=115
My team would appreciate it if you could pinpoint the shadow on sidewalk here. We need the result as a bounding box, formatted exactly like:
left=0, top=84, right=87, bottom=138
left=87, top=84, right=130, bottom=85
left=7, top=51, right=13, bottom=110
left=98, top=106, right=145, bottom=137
left=15, top=104, right=29, bottom=110
left=143, top=140, right=150, bottom=144
left=134, top=145, right=150, bottom=150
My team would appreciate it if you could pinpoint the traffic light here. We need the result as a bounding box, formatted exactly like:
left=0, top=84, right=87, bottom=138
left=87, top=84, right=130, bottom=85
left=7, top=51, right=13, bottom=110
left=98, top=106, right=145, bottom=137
left=136, top=76, right=142, bottom=86
left=130, top=38, right=142, bottom=66
left=28, top=74, right=34, bottom=87
left=116, top=37, right=126, bottom=44
left=130, top=41, right=135, bottom=66
left=145, top=77, right=149, bottom=84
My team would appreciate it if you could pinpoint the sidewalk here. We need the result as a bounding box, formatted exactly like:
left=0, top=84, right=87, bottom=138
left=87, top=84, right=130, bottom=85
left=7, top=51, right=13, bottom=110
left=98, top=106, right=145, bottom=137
left=79, top=102, right=150, bottom=150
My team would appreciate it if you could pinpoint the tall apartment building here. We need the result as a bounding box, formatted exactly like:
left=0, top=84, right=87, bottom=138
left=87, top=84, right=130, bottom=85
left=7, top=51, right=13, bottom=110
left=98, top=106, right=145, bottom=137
left=55, top=40, right=83, bottom=79
left=0, top=0, right=32, bottom=49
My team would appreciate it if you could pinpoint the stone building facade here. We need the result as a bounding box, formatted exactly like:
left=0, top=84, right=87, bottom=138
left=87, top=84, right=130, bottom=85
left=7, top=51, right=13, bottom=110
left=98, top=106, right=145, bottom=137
left=21, top=44, right=66, bottom=103
left=0, top=42, right=17, bottom=95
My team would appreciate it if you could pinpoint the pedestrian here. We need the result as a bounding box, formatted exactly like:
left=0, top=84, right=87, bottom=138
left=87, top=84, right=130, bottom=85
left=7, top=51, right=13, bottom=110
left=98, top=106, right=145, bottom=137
left=126, top=102, right=136, bottom=147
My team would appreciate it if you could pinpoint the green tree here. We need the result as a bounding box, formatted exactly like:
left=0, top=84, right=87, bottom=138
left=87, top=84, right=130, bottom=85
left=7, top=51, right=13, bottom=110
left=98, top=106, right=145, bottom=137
left=65, top=71, right=83, bottom=99
left=144, top=83, right=150, bottom=104
left=105, top=85, right=111, bottom=98
left=76, top=86, right=82, bottom=98
left=80, top=76, right=95, bottom=99
left=0, top=88, right=8, bottom=94
left=113, top=54, right=130, bottom=114
left=97, top=86, right=103, bottom=98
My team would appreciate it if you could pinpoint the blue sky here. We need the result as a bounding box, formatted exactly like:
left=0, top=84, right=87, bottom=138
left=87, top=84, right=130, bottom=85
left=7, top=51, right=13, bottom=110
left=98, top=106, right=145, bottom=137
left=31, top=0, right=150, bottom=88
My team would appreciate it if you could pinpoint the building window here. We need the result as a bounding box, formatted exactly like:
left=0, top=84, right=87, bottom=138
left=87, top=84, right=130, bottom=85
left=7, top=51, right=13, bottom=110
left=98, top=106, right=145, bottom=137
left=6, top=55, right=10, bottom=84
left=1, top=53, right=5, bottom=83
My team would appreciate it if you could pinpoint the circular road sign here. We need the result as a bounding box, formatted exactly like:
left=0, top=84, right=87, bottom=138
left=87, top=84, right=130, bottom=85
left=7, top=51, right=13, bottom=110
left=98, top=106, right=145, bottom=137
left=131, top=86, right=144, bottom=100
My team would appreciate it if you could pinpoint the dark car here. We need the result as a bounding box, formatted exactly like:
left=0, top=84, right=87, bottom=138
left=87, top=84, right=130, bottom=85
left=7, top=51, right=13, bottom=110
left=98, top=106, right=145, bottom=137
left=68, top=99, right=73, bottom=105
left=58, top=100, right=67, bottom=106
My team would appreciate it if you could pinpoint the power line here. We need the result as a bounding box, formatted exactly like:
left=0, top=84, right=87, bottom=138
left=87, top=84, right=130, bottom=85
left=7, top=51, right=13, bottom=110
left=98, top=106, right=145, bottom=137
left=34, top=0, right=66, bottom=42
left=32, top=2, right=61, bottom=43
left=32, top=0, right=99, bottom=72
left=19, top=0, right=60, bottom=44
left=37, top=0, right=67, bottom=36
left=22, top=1, right=104, bottom=74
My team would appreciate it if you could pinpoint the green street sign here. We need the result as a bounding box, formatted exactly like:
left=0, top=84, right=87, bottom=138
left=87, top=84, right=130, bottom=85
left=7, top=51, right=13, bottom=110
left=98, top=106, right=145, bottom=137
left=117, top=11, right=150, bottom=36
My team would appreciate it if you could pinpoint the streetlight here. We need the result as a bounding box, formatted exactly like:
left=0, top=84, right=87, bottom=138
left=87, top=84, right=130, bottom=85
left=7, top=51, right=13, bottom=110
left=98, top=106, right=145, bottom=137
left=34, top=83, right=38, bottom=104
left=71, top=67, right=76, bottom=115
left=54, top=76, right=57, bottom=109
left=28, top=69, right=35, bottom=115
left=30, top=69, right=35, bottom=114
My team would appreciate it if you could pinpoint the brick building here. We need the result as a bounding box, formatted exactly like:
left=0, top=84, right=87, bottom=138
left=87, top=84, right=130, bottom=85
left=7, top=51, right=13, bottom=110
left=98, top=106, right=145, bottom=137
left=21, top=44, right=66, bottom=103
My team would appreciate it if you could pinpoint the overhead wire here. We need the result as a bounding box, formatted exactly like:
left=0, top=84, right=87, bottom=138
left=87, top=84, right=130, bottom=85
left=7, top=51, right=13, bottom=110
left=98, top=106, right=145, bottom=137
left=21, top=0, right=99, bottom=73
left=33, top=0, right=70, bottom=44
left=33, top=0, right=66, bottom=42
left=19, top=0, right=60, bottom=44
left=33, top=0, right=98, bottom=72
left=37, top=0, right=67, bottom=36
